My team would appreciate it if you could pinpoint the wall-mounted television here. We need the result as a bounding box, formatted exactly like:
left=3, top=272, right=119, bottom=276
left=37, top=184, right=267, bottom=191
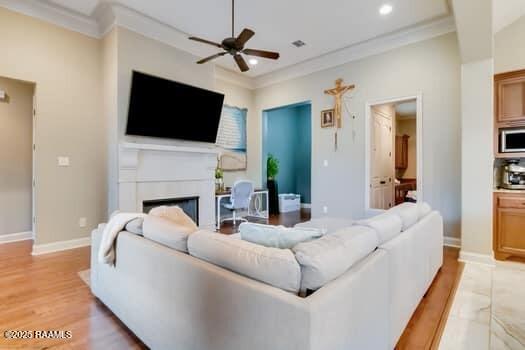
left=125, top=71, right=225, bottom=143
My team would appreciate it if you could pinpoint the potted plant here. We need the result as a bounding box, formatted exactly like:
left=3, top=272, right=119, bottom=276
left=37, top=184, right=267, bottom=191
left=267, top=154, right=280, bottom=214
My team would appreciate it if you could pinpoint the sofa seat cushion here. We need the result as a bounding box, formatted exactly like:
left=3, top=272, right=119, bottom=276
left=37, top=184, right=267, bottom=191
left=387, top=202, right=419, bottom=231
left=356, top=213, right=402, bottom=244
left=142, top=215, right=195, bottom=253
left=188, top=230, right=301, bottom=293
left=239, top=223, right=322, bottom=249
left=293, top=217, right=354, bottom=234
left=292, top=226, right=379, bottom=291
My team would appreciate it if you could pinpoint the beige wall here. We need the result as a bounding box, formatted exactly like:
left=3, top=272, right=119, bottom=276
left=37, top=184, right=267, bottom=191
left=0, top=77, right=34, bottom=235
left=494, top=15, right=525, bottom=74
left=215, top=78, right=255, bottom=187
left=396, top=118, right=417, bottom=179
left=0, top=8, right=106, bottom=245
left=254, top=33, right=461, bottom=238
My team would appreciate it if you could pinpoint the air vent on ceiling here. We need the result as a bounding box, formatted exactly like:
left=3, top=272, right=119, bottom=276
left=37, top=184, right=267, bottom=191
left=292, top=40, right=306, bottom=47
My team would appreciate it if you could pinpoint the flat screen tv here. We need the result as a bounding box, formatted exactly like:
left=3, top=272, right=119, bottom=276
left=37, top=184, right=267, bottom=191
left=126, top=71, right=225, bottom=143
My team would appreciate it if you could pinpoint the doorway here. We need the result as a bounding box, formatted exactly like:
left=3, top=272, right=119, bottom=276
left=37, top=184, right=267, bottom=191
left=366, top=96, right=422, bottom=213
left=262, top=102, right=312, bottom=211
left=0, top=76, right=35, bottom=243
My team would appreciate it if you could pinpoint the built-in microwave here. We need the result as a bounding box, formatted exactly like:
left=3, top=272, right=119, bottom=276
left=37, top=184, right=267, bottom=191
left=501, top=128, right=525, bottom=153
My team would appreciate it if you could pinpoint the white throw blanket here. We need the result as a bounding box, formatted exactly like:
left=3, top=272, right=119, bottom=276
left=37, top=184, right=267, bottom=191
left=98, top=206, right=199, bottom=265
left=98, top=212, right=146, bottom=265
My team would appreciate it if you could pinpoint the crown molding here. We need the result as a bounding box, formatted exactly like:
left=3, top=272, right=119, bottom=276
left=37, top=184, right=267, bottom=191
left=0, top=0, right=100, bottom=38
left=0, top=1, right=456, bottom=90
left=253, top=15, right=456, bottom=89
left=215, top=67, right=256, bottom=90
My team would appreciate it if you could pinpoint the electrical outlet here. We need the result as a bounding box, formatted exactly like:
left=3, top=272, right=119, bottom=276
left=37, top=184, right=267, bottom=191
left=79, top=217, right=87, bottom=228
left=323, top=206, right=328, bottom=214
left=323, top=160, right=328, bottom=167
left=58, top=156, right=70, bottom=167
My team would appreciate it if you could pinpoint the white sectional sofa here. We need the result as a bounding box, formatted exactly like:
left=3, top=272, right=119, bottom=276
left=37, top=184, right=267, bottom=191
left=90, top=203, right=443, bottom=350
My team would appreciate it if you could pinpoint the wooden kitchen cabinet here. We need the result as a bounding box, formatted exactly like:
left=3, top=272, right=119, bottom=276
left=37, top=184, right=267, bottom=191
left=395, top=135, right=409, bottom=170
left=493, top=192, right=525, bottom=261
left=495, top=69, right=525, bottom=126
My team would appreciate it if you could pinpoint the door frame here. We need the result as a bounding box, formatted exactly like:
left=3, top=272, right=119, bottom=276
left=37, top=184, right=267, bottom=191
left=364, top=94, right=423, bottom=216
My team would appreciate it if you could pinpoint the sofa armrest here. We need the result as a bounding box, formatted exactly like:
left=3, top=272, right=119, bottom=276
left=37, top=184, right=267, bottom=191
left=307, top=250, right=390, bottom=350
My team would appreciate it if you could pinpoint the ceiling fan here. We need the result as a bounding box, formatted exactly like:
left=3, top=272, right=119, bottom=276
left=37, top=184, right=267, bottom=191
left=188, top=0, right=280, bottom=72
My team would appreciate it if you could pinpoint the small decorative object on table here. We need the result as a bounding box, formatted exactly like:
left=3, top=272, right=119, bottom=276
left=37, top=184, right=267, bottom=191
left=215, top=166, right=224, bottom=192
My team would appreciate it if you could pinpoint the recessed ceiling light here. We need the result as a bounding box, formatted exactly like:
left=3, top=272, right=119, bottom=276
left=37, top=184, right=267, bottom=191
left=379, top=4, right=393, bottom=15
left=248, top=58, right=258, bottom=65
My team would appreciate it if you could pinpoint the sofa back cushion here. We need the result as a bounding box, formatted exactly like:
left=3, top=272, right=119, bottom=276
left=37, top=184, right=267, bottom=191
left=294, top=217, right=354, bottom=234
left=188, top=230, right=301, bottom=293
left=387, top=203, right=419, bottom=231
left=239, top=223, right=322, bottom=249
left=417, top=202, right=432, bottom=219
left=356, top=213, right=402, bottom=244
left=142, top=215, right=195, bottom=252
left=125, top=217, right=144, bottom=235
left=292, top=226, right=379, bottom=291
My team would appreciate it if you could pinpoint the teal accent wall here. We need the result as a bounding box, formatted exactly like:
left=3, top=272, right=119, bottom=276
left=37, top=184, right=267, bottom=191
left=264, top=103, right=311, bottom=204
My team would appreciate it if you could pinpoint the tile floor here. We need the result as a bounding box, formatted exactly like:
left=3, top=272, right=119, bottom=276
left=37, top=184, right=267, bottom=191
left=439, top=261, right=525, bottom=349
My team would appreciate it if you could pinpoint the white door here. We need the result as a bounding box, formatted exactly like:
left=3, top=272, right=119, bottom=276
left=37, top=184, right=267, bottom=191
left=370, top=108, right=394, bottom=210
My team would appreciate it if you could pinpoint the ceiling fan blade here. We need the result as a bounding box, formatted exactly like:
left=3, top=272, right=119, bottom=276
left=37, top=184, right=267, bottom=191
left=235, top=28, right=255, bottom=47
left=197, top=52, right=227, bottom=64
left=188, top=36, right=223, bottom=48
left=243, top=48, right=280, bottom=60
left=234, top=54, right=249, bottom=72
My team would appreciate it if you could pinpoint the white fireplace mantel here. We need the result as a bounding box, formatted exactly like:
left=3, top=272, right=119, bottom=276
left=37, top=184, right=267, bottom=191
left=120, top=141, right=221, bottom=155
left=118, top=142, right=217, bottom=229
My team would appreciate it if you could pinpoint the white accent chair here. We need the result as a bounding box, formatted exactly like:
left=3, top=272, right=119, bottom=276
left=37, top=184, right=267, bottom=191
left=221, top=180, right=254, bottom=226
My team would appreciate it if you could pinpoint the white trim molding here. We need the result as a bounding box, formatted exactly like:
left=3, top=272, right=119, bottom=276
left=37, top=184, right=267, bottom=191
left=458, top=250, right=495, bottom=266
left=215, top=67, right=256, bottom=90
left=254, top=16, right=456, bottom=88
left=0, top=1, right=456, bottom=86
left=32, top=237, right=91, bottom=256
left=443, top=236, right=461, bottom=248
left=0, top=0, right=99, bottom=37
left=0, top=231, right=33, bottom=244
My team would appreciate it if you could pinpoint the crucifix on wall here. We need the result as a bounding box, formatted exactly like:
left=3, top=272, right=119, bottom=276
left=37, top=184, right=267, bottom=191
left=324, top=78, right=355, bottom=151
left=324, top=78, right=354, bottom=129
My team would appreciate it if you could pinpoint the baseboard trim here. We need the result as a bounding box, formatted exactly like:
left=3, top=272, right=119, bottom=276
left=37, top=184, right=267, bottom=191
left=458, top=250, right=495, bottom=266
left=0, top=231, right=33, bottom=244
left=443, top=236, right=461, bottom=248
left=32, top=237, right=91, bottom=256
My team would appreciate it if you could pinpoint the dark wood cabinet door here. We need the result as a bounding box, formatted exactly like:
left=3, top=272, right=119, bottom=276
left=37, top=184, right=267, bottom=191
left=395, top=135, right=409, bottom=169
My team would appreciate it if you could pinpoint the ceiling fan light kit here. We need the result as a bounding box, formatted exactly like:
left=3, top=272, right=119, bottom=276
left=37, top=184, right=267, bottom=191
left=189, top=0, right=280, bottom=72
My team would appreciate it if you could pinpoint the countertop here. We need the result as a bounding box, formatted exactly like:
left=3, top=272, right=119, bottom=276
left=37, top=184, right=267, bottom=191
left=493, top=188, right=525, bottom=194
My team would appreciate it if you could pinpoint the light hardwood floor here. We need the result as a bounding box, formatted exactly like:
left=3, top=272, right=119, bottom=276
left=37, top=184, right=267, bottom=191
left=0, top=222, right=462, bottom=350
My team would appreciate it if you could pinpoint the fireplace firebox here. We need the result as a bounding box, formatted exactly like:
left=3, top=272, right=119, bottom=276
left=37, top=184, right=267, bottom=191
left=142, top=196, right=199, bottom=225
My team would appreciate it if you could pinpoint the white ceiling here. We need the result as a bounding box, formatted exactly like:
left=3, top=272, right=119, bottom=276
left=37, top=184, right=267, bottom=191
left=39, top=0, right=451, bottom=76
left=493, top=0, right=525, bottom=33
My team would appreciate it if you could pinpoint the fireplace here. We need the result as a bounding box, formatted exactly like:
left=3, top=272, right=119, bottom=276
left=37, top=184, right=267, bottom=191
left=142, top=196, right=199, bottom=225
